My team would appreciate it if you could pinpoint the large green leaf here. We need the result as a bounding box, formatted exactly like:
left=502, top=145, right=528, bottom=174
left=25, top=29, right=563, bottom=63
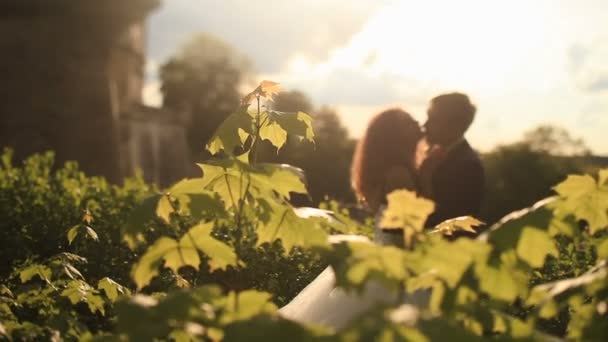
left=198, top=159, right=308, bottom=210
left=552, top=171, right=608, bottom=234
left=132, top=237, right=198, bottom=289
left=123, top=194, right=162, bottom=249
left=207, top=105, right=254, bottom=155
left=252, top=163, right=307, bottom=199
left=180, top=222, right=240, bottom=271
left=61, top=280, right=105, bottom=315
left=256, top=199, right=328, bottom=253
left=157, top=179, right=223, bottom=223
left=132, top=222, right=238, bottom=289
left=19, top=264, right=52, bottom=284
left=259, top=120, right=287, bottom=151
left=328, top=241, right=409, bottom=292
left=515, top=227, right=558, bottom=268
left=258, top=111, right=315, bottom=150
left=380, top=190, right=435, bottom=246
left=198, top=161, right=248, bottom=209
left=216, top=290, right=277, bottom=325
left=409, top=237, right=491, bottom=288
left=98, top=277, right=130, bottom=303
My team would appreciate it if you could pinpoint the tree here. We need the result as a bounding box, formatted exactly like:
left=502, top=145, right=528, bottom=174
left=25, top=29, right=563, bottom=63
left=481, top=125, right=590, bottom=224
left=160, top=33, right=251, bottom=160
left=271, top=90, right=314, bottom=114
left=523, top=125, right=590, bottom=156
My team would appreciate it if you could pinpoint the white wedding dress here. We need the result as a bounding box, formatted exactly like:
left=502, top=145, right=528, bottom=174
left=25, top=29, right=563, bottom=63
left=279, top=219, right=426, bottom=331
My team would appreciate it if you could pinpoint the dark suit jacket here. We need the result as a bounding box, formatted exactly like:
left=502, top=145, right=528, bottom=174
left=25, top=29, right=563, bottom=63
left=425, top=140, right=484, bottom=228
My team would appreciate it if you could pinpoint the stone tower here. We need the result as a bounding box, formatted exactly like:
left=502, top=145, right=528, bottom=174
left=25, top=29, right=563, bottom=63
left=0, top=0, right=160, bottom=183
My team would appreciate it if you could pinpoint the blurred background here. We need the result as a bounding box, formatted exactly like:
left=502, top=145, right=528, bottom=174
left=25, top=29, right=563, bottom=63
left=1, top=0, right=607, bottom=224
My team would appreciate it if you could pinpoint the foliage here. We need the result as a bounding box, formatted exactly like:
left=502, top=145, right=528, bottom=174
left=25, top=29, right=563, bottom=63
left=2, top=82, right=608, bottom=341
left=160, top=33, right=252, bottom=160
left=480, top=139, right=589, bottom=224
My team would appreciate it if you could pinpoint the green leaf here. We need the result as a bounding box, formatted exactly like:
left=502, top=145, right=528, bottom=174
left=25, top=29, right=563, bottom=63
left=207, top=106, right=254, bottom=155
left=259, top=121, right=287, bottom=150
left=432, top=216, right=484, bottom=236
left=516, top=227, right=558, bottom=268
left=217, top=290, right=277, bottom=325
left=252, top=163, right=307, bottom=200
left=330, top=241, right=409, bottom=291
left=61, top=280, right=105, bottom=315
left=98, top=277, right=130, bottom=303
left=19, top=264, right=52, bottom=283
left=380, top=190, right=435, bottom=246
left=256, top=199, right=328, bottom=253
left=132, top=237, right=188, bottom=289
left=198, top=162, right=245, bottom=209
left=410, top=238, right=491, bottom=288
left=552, top=173, right=608, bottom=234
left=67, top=224, right=80, bottom=245
left=475, top=262, right=522, bottom=302
left=596, top=238, right=608, bottom=259
left=156, top=194, right=175, bottom=223
left=123, top=194, right=162, bottom=249
left=266, top=110, right=315, bottom=143
left=85, top=226, right=99, bottom=241
left=158, top=178, right=224, bottom=222
left=180, top=222, right=239, bottom=271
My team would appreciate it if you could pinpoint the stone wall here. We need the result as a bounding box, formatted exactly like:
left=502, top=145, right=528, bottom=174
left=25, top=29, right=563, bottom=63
left=0, top=0, right=159, bottom=182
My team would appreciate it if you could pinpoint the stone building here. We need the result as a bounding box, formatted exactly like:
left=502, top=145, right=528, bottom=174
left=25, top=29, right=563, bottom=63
left=0, top=0, right=191, bottom=186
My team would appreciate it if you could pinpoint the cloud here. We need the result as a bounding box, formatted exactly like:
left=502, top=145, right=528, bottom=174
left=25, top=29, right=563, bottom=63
left=569, top=38, right=608, bottom=92
left=148, top=0, right=388, bottom=73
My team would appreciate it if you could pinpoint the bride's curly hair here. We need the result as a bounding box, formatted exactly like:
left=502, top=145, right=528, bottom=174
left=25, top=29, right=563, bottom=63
left=351, top=108, right=422, bottom=206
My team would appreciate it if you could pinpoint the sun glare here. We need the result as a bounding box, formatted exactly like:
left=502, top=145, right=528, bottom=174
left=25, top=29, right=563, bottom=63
left=354, top=0, right=550, bottom=91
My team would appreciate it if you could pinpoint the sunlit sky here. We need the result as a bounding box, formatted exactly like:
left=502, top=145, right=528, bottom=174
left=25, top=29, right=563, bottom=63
left=143, top=0, right=608, bottom=154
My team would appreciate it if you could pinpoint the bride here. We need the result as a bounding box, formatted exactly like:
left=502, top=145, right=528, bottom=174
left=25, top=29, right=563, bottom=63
left=279, top=108, right=428, bottom=330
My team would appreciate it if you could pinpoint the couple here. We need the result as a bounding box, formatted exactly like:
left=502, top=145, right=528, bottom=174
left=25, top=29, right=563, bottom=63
left=279, top=92, right=485, bottom=329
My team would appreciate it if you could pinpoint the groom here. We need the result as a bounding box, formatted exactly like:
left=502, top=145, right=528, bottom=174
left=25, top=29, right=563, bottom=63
left=416, top=93, right=485, bottom=230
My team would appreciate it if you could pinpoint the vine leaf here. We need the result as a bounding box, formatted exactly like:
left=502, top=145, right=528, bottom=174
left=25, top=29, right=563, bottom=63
left=258, top=111, right=315, bottom=150
left=259, top=121, right=287, bottom=151
left=552, top=171, right=608, bottom=234
left=132, top=237, right=196, bottom=289
left=516, top=227, right=558, bottom=268
left=432, top=216, right=484, bottom=236
left=198, top=160, right=307, bottom=210
left=597, top=238, right=608, bottom=259
left=132, top=223, right=238, bottom=289
left=123, top=180, right=222, bottom=249
left=67, top=224, right=80, bottom=245
left=380, top=190, right=435, bottom=247
left=256, top=199, right=328, bottom=254
left=409, top=238, right=491, bottom=288
left=180, top=222, right=240, bottom=271
left=123, top=194, right=163, bottom=249
left=216, top=290, right=277, bottom=325
left=19, top=264, right=52, bottom=284
left=61, top=280, right=106, bottom=315
left=207, top=106, right=254, bottom=155
left=98, top=277, right=130, bottom=303
left=329, top=241, right=409, bottom=292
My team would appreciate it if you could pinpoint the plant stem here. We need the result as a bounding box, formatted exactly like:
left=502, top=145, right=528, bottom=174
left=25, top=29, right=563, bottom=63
left=251, top=95, right=262, bottom=164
